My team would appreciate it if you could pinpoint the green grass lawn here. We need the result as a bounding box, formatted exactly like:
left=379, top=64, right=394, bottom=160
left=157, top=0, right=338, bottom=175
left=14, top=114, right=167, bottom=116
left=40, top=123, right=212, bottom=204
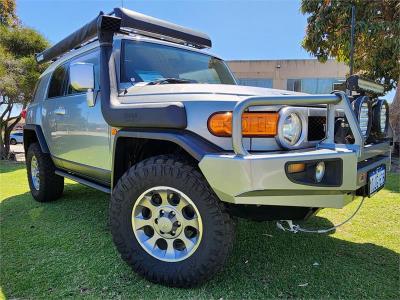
left=1, top=161, right=399, bottom=299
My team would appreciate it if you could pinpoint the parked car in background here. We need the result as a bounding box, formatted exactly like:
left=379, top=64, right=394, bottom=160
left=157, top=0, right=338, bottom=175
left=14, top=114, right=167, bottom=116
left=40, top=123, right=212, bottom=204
left=10, top=132, right=23, bottom=145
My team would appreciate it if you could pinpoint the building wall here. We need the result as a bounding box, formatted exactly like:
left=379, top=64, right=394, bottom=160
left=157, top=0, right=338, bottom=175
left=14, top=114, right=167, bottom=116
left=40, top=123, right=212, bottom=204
left=227, top=59, right=348, bottom=93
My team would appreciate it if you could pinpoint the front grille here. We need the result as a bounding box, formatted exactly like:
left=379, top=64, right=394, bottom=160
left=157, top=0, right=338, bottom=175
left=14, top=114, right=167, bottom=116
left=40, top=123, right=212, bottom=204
left=308, top=116, right=326, bottom=141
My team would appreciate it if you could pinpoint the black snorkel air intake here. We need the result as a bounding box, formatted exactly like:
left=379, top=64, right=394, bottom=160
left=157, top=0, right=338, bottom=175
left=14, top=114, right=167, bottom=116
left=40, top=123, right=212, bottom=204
left=35, top=8, right=212, bottom=129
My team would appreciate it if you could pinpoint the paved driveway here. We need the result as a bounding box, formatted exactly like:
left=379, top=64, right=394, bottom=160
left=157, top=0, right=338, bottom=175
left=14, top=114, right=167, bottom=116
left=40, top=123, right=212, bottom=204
left=10, top=144, right=25, bottom=162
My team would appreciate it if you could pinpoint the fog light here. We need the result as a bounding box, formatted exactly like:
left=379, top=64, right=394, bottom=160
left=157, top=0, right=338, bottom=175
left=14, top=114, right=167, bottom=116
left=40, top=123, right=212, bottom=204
left=315, top=162, right=325, bottom=183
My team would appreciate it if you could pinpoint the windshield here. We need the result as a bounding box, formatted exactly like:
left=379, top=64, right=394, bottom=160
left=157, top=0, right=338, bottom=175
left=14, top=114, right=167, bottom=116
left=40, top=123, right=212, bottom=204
left=121, top=40, right=236, bottom=85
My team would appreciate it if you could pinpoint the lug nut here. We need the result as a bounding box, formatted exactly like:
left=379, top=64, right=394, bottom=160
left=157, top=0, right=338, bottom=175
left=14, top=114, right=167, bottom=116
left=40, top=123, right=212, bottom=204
left=177, top=221, right=181, bottom=227
left=171, top=231, right=175, bottom=235
left=170, top=211, right=175, bottom=216
left=160, top=210, right=164, bottom=215
left=155, top=218, right=158, bottom=224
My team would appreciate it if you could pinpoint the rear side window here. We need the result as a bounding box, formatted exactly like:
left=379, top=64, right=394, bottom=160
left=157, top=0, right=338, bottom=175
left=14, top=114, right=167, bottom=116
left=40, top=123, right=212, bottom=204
left=32, top=73, right=50, bottom=102
left=48, top=65, right=68, bottom=98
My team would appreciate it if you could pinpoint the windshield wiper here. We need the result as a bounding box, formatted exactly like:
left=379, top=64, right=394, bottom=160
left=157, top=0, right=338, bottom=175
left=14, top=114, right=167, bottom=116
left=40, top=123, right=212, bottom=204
left=146, top=78, right=197, bottom=85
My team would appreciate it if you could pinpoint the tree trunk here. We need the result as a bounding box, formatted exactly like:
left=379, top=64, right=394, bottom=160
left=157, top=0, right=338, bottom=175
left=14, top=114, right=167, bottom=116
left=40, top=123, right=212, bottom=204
left=1, top=115, right=21, bottom=160
left=2, top=128, right=11, bottom=159
left=0, top=125, right=4, bottom=159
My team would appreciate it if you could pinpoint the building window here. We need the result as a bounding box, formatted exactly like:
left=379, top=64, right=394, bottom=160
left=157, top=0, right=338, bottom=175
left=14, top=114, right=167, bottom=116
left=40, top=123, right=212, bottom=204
left=287, top=79, right=302, bottom=92
left=287, top=78, right=342, bottom=94
left=238, top=78, right=273, bottom=88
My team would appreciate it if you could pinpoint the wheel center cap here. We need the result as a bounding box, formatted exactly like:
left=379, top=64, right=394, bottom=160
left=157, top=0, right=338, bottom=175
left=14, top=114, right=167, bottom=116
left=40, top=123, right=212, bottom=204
left=157, top=217, right=173, bottom=233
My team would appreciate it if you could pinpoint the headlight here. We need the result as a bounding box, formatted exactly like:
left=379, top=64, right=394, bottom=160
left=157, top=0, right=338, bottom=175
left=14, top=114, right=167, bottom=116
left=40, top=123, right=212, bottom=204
left=372, top=99, right=389, bottom=136
left=277, top=109, right=305, bottom=148
left=353, top=96, right=372, bottom=138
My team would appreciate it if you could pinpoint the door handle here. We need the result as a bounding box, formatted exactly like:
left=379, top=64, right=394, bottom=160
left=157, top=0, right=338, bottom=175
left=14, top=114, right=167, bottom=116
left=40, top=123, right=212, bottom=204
left=55, top=107, right=66, bottom=115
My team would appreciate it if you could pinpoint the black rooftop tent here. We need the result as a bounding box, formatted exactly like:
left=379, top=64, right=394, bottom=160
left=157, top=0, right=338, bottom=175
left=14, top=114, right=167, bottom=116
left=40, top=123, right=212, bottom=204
left=36, top=7, right=212, bottom=64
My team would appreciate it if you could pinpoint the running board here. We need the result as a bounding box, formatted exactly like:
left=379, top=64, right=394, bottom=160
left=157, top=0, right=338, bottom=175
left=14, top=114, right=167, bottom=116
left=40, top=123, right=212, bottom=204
left=55, top=170, right=111, bottom=194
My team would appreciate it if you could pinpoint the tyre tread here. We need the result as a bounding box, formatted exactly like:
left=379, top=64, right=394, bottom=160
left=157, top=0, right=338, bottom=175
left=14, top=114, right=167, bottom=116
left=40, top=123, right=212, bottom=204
left=110, top=155, right=234, bottom=287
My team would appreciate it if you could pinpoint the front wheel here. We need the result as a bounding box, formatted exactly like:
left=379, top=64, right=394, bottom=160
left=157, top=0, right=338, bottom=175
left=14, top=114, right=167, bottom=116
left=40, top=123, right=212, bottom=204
left=10, top=138, right=17, bottom=145
left=110, top=155, right=235, bottom=287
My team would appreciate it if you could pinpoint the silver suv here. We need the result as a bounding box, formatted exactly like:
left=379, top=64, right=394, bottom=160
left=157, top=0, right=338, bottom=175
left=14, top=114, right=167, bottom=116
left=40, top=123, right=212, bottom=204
left=24, top=8, right=392, bottom=287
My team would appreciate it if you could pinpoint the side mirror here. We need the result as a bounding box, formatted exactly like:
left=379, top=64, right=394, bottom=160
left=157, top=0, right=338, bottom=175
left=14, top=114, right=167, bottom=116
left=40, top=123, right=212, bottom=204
left=69, top=62, right=95, bottom=107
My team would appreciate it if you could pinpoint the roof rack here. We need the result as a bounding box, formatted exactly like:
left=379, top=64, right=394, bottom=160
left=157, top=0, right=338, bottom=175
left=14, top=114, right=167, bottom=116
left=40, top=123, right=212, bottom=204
left=36, top=7, right=212, bottom=64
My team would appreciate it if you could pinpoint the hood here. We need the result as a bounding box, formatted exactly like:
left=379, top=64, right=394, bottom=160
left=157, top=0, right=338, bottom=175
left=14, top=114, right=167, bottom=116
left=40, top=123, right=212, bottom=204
left=120, top=83, right=307, bottom=103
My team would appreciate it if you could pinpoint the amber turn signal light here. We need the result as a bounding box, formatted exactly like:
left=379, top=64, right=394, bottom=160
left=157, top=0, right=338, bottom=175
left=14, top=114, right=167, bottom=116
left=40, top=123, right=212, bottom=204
left=111, top=128, right=118, bottom=135
left=287, top=163, right=306, bottom=173
left=208, top=112, right=279, bottom=137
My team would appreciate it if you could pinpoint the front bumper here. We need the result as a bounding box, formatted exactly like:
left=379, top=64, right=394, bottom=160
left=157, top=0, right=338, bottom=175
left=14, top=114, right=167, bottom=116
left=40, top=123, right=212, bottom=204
left=199, top=93, right=391, bottom=209
left=199, top=143, right=391, bottom=208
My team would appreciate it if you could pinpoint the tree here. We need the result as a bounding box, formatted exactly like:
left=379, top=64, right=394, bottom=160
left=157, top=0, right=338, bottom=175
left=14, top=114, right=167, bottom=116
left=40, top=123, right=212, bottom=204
left=0, top=0, right=49, bottom=159
left=301, top=0, right=399, bottom=147
left=0, top=0, right=17, bottom=27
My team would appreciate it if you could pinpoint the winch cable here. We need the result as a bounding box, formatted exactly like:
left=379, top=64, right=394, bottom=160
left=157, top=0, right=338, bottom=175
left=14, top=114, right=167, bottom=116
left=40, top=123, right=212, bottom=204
left=276, top=196, right=366, bottom=234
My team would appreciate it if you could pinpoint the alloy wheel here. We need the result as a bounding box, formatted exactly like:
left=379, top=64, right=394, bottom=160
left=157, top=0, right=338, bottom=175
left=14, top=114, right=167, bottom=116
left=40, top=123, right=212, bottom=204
left=131, top=186, right=203, bottom=262
left=31, top=155, right=40, bottom=190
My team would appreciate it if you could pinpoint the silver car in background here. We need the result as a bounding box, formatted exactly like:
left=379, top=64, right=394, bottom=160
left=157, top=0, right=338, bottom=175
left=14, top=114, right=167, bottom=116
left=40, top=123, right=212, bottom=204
left=10, top=132, right=23, bottom=145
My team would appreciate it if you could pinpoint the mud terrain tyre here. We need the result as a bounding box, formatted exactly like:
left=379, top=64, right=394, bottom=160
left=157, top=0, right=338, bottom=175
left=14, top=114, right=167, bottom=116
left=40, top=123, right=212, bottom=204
left=110, top=155, right=235, bottom=287
left=26, top=143, right=64, bottom=202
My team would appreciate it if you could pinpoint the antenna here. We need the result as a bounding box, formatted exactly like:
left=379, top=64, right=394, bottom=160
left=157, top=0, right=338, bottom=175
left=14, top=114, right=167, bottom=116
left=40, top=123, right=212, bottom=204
left=349, top=5, right=356, bottom=76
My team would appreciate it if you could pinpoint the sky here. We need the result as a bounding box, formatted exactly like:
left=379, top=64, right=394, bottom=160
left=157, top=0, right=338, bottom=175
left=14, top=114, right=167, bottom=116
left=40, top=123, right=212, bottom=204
left=17, top=0, right=311, bottom=60
left=14, top=0, right=395, bottom=100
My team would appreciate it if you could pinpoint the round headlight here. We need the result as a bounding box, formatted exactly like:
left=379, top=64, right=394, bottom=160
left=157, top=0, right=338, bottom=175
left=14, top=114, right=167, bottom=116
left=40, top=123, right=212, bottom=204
left=277, top=112, right=303, bottom=148
left=373, top=99, right=389, bottom=136
left=353, top=96, right=372, bottom=138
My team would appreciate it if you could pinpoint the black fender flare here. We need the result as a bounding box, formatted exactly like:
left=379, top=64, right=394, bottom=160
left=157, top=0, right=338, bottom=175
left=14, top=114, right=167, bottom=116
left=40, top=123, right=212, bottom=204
left=112, top=129, right=222, bottom=187
left=23, top=124, right=50, bottom=154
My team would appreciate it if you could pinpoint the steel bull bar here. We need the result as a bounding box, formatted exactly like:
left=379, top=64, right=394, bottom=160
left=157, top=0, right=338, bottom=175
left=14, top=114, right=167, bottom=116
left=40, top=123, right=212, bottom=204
left=232, top=91, right=366, bottom=156
left=199, top=91, right=391, bottom=208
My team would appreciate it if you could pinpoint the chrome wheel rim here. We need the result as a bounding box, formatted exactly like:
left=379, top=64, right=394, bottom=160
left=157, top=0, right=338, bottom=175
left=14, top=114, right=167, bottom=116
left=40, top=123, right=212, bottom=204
left=132, top=186, right=203, bottom=262
left=31, top=156, right=40, bottom=190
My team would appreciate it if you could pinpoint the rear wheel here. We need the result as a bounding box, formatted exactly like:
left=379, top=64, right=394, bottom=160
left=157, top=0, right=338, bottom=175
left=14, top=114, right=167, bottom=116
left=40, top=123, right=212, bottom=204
left=10, top=138, right=17, bottom=145
left=26, top=143, right=64, bottom=202
left=110, top=155, right=235, bottom=287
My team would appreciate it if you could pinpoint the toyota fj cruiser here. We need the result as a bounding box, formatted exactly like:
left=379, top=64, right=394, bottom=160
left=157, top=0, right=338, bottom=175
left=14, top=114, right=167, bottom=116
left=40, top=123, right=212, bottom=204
left=24, top=8, right=392, bottom=287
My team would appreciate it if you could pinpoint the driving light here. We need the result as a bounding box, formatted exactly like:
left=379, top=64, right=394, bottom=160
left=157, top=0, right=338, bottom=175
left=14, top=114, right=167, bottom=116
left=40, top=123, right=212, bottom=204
left=315, top=161, right=325, bottom=183
left=353, top=96, right=372, bottom=138
left=346, top=75, right=385, bottom=95
left=277, top=112, right=304, bottom=148
left=372, top=99, right=389, bottom=136
left=208, top=112, right=279, bottom=137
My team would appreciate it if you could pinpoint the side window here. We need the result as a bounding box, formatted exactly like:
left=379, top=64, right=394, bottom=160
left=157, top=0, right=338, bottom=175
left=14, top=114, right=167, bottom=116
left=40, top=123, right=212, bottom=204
left=67, top=50, right=100, bottom=95
left=32, top=73, right=50, bottom=102
left=48, top=65, right=68, bottom=98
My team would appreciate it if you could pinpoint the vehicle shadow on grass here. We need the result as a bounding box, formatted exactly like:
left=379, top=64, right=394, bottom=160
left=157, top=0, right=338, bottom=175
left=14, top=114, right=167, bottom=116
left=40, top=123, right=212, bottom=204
left=0, top=161, right=25, bottom=174
left=384, top=171, right=400, bottom=193
left=1, top=184, right=399, bottom=299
